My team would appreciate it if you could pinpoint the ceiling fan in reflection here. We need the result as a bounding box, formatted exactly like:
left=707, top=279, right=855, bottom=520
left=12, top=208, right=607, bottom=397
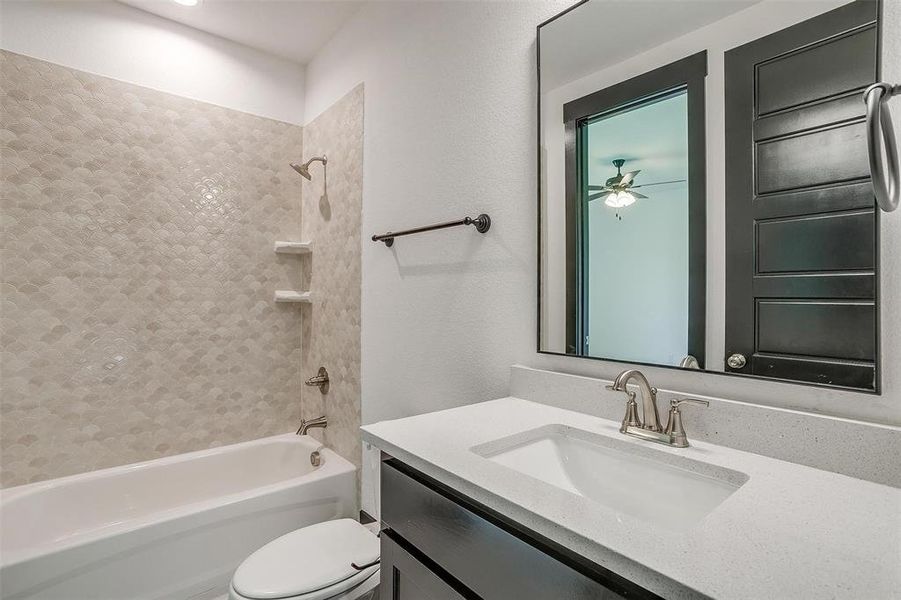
left=588, top=159, right=686, bottom=209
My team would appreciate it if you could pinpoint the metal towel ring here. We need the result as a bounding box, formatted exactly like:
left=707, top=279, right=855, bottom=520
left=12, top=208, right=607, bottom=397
left=864, top=82, right=900, bottom=212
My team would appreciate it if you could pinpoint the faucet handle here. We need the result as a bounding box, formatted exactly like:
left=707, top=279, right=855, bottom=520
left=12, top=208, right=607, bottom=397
left=616, top=389, right=641, bottom=433
left=664, top=398, right=708, bottom=447
left=671, top=398, right=709, bottom=409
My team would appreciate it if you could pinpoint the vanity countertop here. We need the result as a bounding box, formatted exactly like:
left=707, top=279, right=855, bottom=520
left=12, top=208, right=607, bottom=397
left=361, top=397, right=901, bottom=600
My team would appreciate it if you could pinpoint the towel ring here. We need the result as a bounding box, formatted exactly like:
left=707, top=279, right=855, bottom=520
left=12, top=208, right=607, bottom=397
left=864, top=82, right=899, bottom=212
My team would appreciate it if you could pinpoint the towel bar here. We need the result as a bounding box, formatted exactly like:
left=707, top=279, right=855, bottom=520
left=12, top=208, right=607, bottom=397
left=371, top=214, right=491, bottom=247
left=864, top=82, right=899, bottom=212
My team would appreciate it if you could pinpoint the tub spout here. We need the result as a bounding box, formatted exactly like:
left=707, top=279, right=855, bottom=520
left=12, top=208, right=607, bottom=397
left=296, top=416, right=327, bottom=436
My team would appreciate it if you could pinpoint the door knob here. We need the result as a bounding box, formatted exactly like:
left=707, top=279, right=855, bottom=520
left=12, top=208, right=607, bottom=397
left=727, top=353, right=747, bottom=369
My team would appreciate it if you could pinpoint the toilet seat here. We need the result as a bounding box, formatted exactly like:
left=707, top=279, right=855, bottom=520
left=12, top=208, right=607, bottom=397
left=229, top=519, right=380, bottom=600
left=229, top=571, right=378, bottom=600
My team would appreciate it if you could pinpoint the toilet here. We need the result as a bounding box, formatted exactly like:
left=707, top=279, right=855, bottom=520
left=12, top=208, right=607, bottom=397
left=229, top=519, right=380, bottom=600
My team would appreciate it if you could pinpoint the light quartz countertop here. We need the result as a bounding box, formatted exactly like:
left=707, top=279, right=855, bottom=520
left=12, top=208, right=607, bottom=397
left=361, top=397, right=901, bottom=600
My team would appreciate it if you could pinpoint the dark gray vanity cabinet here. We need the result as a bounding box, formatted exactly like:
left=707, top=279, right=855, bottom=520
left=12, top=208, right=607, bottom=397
left=379, top=459, right=661, bottom=600
left=380, top=533, right=468, bottom=600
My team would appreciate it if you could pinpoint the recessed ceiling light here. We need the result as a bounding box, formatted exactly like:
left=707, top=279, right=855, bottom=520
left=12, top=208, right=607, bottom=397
left=172, top=0, right=200, bottom=6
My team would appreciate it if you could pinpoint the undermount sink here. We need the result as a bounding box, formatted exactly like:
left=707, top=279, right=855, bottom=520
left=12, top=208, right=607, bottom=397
left=471, top=424, right=748, bottom=530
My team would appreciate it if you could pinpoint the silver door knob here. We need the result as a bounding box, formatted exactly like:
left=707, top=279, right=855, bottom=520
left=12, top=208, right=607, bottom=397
left=727, top=353, right=747, bottom=369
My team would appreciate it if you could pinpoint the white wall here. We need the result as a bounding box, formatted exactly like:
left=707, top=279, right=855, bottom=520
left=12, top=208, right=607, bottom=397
left=305, top=0, right=570, bottom=425
left=304, top=0, right=901, bottom=487
left=304, top=1, right=568, bottom=515
left=0, top=0, right=305, bottom=124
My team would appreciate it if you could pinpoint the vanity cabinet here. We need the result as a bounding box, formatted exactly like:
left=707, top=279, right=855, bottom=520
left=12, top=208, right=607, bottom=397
left=379, top=458, right=660, bottom=600
left=380, top=533, right=467, bottom=600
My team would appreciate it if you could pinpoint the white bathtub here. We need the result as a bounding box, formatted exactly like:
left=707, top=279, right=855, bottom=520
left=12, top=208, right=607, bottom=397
left=0, top=434, right=356, bottom=600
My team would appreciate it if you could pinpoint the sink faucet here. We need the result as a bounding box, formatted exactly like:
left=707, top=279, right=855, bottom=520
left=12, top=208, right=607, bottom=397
left=607, top=369, right=708, bottom=447
left=296, top=416, right=327, bottom=436
left=607, top=369, right=662, bottom=432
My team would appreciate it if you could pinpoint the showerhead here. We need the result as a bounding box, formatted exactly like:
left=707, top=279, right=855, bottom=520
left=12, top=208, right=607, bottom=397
left=290, top=156, right=327, bottom=181
left=290, top=162, right=311, bottom=180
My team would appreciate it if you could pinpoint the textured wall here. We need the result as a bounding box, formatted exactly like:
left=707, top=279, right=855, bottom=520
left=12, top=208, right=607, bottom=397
left=0, top=50, right=305, bottom=488
left=299, top=86, right=363, bottom=482
left=302, top=2, right=569, bottom=517
left=306, top=0, right=898, bottom=445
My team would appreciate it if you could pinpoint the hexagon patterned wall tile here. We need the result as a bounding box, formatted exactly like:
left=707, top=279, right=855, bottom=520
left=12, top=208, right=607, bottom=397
left=0, top=50, right=307, bottom=488
left=299, top=85, right=364, bottom=486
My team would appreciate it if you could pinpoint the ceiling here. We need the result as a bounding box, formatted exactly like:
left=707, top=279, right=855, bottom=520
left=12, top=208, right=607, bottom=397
left=119, top=0, right=364, bottom=65
left=540, top=0, right=760, bottom=90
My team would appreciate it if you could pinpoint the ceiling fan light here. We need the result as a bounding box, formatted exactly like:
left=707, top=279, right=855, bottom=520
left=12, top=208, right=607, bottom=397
left=604, top=191, right=636, bottom=208
left=618, top=191, right=636, bottom=207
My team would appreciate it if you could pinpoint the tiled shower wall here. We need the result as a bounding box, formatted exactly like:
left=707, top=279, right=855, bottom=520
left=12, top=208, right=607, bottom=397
left=0, top=51, right=306, bottom=487
left=299, top=86, right=364, bottom=477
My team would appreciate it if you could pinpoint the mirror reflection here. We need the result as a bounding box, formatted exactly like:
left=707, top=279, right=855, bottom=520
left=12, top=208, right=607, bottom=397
left=583, top=94, right=690, bottom=365
left=539, top=0, right=881, bottom=391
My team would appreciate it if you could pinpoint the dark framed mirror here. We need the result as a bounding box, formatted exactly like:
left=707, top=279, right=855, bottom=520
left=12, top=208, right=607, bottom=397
left=537, top=0, right=882, bottom=392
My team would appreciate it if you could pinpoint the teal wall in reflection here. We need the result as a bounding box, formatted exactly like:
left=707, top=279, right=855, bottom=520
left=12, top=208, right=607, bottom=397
left=585, top=91, right=689, bottom=365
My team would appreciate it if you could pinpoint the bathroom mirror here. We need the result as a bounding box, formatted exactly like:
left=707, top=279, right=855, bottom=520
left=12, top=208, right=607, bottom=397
left=538, top=0, right=882, bottom=392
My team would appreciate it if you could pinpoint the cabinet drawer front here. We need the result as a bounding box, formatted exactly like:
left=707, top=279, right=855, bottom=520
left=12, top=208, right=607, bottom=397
left=381, top=532, right=471, bottom=600
left=381, top=459, right=658, bottom=600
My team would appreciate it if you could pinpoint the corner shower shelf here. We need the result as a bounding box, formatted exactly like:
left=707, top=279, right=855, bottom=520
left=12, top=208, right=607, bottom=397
left=274, top=291, right=312, bottom=303
left=274, top=241, right=312, bottom=255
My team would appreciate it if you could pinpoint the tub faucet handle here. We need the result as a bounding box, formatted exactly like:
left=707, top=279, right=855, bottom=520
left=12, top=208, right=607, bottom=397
left=305, top=367, right=329, bottom=394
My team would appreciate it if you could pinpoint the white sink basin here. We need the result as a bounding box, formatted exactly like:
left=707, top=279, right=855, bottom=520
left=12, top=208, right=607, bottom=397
left=472, top=424, right=748, bottom=530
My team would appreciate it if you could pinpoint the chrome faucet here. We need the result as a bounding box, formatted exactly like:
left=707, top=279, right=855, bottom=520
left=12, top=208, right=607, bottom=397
left=607, top=369, right=662, bottom=432
left=296, top=416, right=327, bottom=436
left=607, top=369, right=708, bottom=447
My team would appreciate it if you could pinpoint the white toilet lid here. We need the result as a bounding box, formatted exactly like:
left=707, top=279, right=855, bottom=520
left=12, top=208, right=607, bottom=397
left=232, top=519, right=380, bottom=600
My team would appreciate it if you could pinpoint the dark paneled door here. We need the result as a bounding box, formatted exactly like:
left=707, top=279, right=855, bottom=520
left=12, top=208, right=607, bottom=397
left=724, top=0, right=879, bottom=390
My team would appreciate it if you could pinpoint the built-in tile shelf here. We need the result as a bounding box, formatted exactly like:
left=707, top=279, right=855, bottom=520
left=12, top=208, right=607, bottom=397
left=274, top=241, right=312, bottom=255
left=274, top=290, right=312, bottom=303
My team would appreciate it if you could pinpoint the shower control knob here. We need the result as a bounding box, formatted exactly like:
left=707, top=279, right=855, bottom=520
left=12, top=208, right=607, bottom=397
left=304, top=366, right=330, bottom=394
left=727, top=353, right=747, bottom=369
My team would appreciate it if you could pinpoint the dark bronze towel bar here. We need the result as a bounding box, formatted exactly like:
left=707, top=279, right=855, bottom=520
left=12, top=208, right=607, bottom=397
left=371, top=213, right=491, bottom=247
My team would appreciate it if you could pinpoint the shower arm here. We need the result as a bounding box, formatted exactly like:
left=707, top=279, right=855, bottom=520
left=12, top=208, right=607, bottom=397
left=289, top=156, right=327, bottom=180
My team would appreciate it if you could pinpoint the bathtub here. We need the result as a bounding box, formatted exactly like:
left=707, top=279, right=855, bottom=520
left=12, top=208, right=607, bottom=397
left=0, top=434, right=356, bottom=600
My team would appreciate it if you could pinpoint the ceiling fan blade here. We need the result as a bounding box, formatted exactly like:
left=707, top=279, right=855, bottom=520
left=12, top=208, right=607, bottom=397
left=630, top=191, right=649, bottom=199
left=619, top=170, right=640, bottom=186
left=632, top=178, right=687, bottom=188
left=588, top=185, right=607, bottom=190
left=588, top=192, right=606, bottom=201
